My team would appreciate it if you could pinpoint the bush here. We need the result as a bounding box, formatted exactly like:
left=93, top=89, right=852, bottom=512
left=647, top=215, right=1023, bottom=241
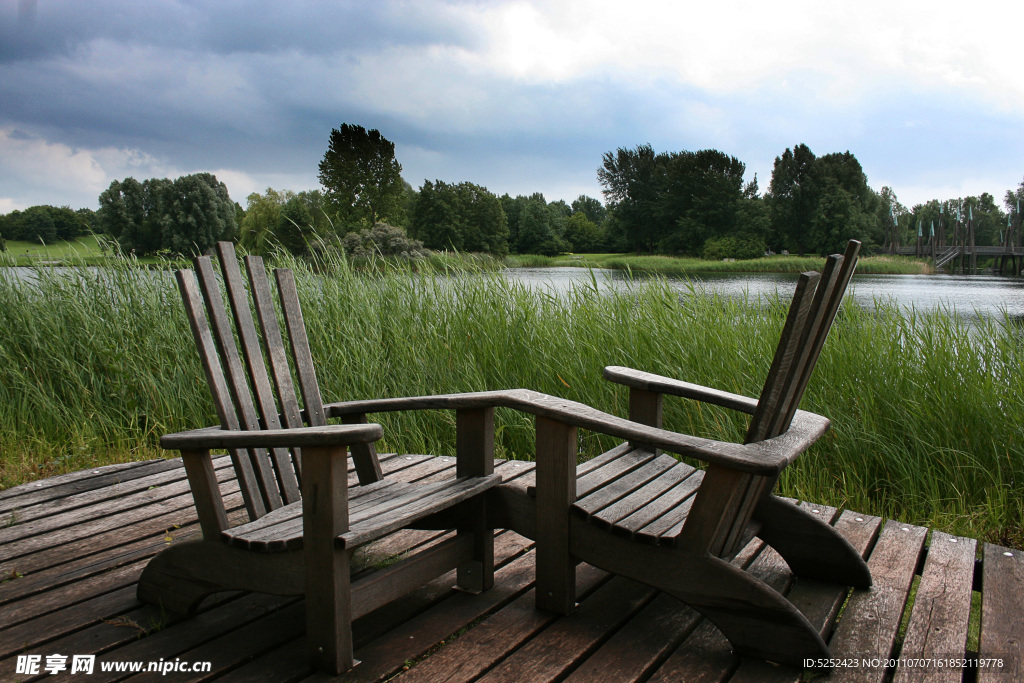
left=340, top=222, right=430, bottom=259
left=702, top=234, right=767, bottom=260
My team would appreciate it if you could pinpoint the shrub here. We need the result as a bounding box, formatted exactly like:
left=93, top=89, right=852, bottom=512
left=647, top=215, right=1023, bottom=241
left=702, top=234, right=767, bottom=260
left=340, top=222, right=430, bottom=259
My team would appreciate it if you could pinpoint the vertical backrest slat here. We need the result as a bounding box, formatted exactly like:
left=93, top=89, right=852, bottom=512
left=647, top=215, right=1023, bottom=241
left=246, top=256, right=305, bottom=430
left=194, top=256, right=284, bottom=513
left=746, top=240, right=861, bottom=444
left=246, top=254, right=306, bottom=480
left=777, top=239, right=860, bottom=430
left=745, top=271, right=819, bottom=444
left=215, top=243, right=301, bottom=505
left=760, top=254, right=842, bottom=440
left=275, top=269, right=327, bottom=427
left=175, top=270, right=266, bottom=522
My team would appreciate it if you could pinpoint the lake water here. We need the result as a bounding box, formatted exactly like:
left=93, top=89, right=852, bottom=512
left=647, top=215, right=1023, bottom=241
left=504, top=267, right=1024, bottom=320
left=5, top=265, right=1024, bottom=320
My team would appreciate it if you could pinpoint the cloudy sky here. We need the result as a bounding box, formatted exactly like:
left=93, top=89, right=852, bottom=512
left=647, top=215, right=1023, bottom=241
left=2, top=0, right=1023, bottom=215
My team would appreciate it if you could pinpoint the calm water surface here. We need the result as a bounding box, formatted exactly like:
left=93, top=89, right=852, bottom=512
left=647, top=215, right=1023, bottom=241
left=6, top=265, right=1024, bottom=319
left=504, top=267, right=1024, bottom=319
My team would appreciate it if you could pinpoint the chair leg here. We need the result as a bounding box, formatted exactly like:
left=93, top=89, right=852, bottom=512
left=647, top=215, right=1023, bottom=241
left=456, top=499, right=494, bottom=594
left=754, top=495, right=872, bottom=588
left=534, top=417, right=578, bottom=614
left=137, top=540, right=304, bottom=614
left=306, top=546, right=354, bottom=674
left=569, top=520, right=828, bottom=667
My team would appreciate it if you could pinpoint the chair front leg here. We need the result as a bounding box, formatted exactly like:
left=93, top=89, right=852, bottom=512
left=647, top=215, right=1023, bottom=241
left=302, top=444, right=354, bottom=674
left=534, top=415, right=577, bottom=614
left=455, top=407, right=496, bottom=593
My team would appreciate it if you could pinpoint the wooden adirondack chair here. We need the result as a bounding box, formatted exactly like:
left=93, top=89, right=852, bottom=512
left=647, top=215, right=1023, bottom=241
left=506, top=239, right=871, bottom=667
left=136, top=242, right=502, bottom=674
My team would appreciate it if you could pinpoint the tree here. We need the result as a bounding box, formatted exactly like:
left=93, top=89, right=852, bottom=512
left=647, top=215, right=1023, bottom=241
left=239, top=188, right=291, bottom=253
left=275, top=193, right=317, bottom=255
left=99, top=173, right=235, bottom=256
left=768, top=146, right=877, bottom=255
left=412, top=180, right=464, bottom=250
left=571, top=194, right=607, bottom=225
left=499, top=193, right=528, bottom=251
left=411, top=180, right=509, bottom=256
left=159, top=173, right=237, bottom=256
left=318, top=123, right=405, bottom=230
left=1004, top=177, right=1024, bottom=214
left=767, top=144, right=817, bottom=254
left=98, top=177, right=163, bottom=255
left=657, top=149, right=745, bottom=255
left=517, top=197, right=559, bottom=255
left=564, top=211, right=604, bottom=252
left=598, top=144, right=663, bottom=253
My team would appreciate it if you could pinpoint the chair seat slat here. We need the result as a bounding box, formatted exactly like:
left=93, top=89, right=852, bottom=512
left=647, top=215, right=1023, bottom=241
left=223, top=474, right=501, bottom=552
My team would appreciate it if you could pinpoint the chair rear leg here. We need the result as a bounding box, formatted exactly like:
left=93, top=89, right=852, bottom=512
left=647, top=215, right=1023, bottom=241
left=754, top=495, right=872, bottom=588
left=456, top=498, right=494, bottom=593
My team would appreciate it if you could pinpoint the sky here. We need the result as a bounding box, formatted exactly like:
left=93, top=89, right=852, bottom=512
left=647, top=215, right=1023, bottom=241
left=2, top=0, right=1023, bottom=215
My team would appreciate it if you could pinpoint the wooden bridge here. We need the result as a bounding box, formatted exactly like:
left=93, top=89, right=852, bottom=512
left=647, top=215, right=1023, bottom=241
left=2, top=454, right=1022, bottom=682
left=886, top=208, right=1023, bottom=275
left=890, top=244, right=1024, bottom=275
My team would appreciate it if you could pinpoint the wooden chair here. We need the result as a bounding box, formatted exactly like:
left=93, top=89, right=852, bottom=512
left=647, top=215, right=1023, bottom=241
left=503, top=239, right=871, bottom=667
left=136, top=242, right=502, bottom=674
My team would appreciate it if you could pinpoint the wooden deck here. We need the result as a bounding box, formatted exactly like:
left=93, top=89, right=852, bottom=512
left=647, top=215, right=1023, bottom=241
left=1, top=453, right=1021, bottom=682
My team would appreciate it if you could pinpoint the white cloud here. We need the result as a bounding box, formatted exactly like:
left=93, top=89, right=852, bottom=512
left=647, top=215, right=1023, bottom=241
left=449, top=0, right=1024, bottom=109
left=207, top=168, right=320, bottom=207
left=0, top=127, right=176, bottom=210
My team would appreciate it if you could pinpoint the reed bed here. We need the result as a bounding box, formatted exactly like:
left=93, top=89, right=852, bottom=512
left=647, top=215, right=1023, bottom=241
left=0, top=251, right=1020, bottom=546
left=508, top=253, right=932, bottom=275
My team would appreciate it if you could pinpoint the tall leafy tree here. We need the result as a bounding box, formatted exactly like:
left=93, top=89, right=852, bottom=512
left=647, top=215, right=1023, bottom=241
left=411, top=180, right=509, bottom=256
left=598, top=144, right=663, bottom=253
left=411, top=180, right=464, bottom=250
left=564, top=211, right=604, bottom=252
left=159, top=173, right=237, bottom=256
left=516, top=196, right=558, bottom=255
left=767, top=144, right=817, bottom=254
left=98, top=178, right=162, bottom=255
left=571, top=194, right=607, bottom=225
left=318, top=124, right=404, bottom=230
left=239, top=187, right=292, bottom=253
left=657, top=149, right=745, bottom=254
left=768, top=146, right=877, bottom=255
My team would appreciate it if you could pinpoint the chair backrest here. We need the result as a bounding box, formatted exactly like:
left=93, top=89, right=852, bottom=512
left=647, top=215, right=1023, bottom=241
left=745, top=239, right=861, bottom=444
left=175, top=242, right=344, bottom=521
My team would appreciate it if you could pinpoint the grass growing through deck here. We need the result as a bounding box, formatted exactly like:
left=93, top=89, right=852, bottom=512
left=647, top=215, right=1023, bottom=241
left=0, top=250, right=1021, bottom=547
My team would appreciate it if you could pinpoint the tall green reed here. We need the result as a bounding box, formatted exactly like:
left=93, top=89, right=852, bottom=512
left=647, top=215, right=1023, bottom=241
left=0, top=250, right=1020, bottom=545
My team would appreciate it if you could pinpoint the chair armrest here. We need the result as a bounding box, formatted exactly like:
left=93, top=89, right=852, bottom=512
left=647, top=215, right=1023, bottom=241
left=325, top=390, right=829, bottom=476
left=603, top=366, right=759, bottom=415
left=160, top=423, right=384, bottom=451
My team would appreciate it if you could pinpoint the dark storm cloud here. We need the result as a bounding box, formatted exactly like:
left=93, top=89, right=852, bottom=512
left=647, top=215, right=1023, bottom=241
left=1, top=0, right=1022, bottom=212
left=0, top=1, right=475, bottom=62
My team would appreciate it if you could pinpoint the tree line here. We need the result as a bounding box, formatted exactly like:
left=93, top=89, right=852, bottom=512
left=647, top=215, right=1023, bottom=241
left=3, top=121, right=1023, bottom=260
left=0, top=205, right=97, bottom=251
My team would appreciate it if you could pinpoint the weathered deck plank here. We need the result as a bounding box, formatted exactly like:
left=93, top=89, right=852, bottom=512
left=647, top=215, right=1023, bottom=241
left=0, top=456, right=1020, bottom=683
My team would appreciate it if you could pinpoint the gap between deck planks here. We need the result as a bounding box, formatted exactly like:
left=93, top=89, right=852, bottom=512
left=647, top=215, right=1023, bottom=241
left=1, top=455, right=1022, bottom=682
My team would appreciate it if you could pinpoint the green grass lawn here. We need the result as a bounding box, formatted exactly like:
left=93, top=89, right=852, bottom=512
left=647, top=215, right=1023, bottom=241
left=1, top=235, right=182, bottom=266
left=5, top=235, right=106, bottom=259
